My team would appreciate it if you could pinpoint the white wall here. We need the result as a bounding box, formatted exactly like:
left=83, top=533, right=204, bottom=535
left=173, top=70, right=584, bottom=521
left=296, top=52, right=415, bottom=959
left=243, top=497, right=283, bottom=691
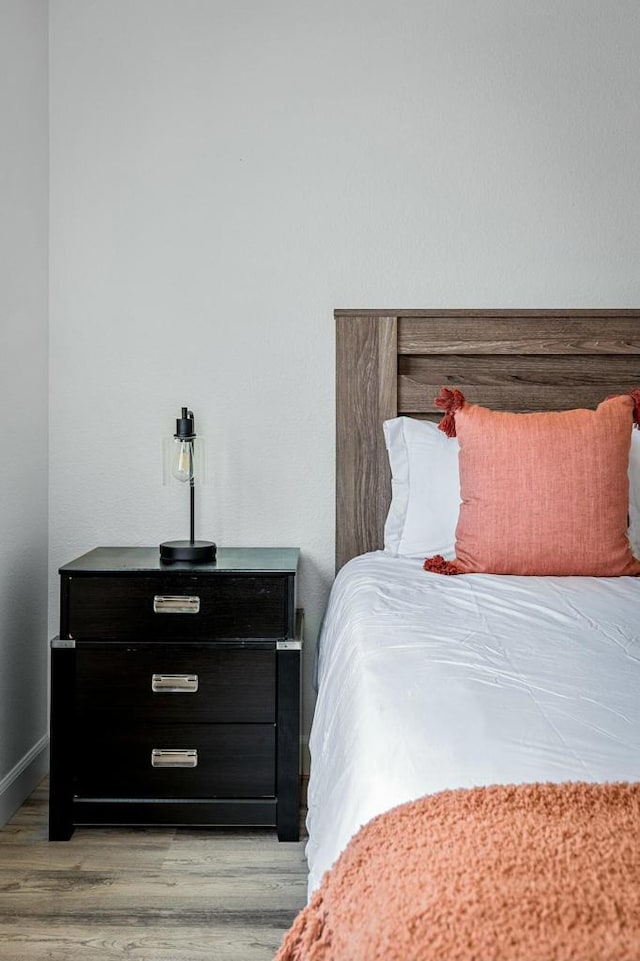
left=49, top=0, right=640, bottom=750
left=0, top=0, right=49, bottom=822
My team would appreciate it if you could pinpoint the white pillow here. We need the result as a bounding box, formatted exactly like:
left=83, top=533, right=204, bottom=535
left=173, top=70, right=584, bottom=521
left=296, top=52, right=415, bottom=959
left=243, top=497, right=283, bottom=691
left=383, top=417, right=460, bottom=559
left=384, top=416, right=640, bottom=561
left=629, top=428, right=640, bottom=556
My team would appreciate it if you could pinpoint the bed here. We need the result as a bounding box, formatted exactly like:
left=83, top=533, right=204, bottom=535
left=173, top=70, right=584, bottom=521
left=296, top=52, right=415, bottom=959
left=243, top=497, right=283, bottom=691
left=277, top=310, right=640, bottom=961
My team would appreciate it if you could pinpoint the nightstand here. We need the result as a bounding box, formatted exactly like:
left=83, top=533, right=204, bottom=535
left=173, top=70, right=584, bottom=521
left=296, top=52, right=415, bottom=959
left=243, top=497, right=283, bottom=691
left=49, top=546, right=301, bottom=842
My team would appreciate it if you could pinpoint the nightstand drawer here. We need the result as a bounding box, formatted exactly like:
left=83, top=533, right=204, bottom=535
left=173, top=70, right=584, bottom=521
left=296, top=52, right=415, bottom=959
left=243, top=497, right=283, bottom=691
left=75, top=724, right=276, bottom=798
left=75, top=646, right=276, bottom=723
left=65, top=574, right=289, bottom=639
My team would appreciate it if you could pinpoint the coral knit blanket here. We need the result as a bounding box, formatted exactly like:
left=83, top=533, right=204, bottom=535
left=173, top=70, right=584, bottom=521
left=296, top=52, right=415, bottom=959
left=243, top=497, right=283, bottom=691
left=276, top=782, right=640, bottom=961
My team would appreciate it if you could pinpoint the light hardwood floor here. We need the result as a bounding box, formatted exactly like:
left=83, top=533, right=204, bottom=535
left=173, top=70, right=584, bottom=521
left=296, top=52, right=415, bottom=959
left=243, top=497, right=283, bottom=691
left=0, top=779, right=308, bottom=961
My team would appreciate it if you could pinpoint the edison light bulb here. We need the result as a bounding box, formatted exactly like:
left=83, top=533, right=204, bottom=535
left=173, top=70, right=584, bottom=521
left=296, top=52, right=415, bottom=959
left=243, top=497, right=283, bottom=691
left=172, top=438, right=194, bottom=483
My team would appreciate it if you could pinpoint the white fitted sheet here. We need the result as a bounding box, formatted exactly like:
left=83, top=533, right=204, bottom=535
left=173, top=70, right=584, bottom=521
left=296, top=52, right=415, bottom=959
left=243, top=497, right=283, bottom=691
left=306, top=551, right=640, bottom=895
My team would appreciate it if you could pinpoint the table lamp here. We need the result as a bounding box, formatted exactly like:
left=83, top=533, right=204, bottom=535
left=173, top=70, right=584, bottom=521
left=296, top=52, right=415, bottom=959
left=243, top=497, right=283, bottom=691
left=160, top=407, right=217, bottom=563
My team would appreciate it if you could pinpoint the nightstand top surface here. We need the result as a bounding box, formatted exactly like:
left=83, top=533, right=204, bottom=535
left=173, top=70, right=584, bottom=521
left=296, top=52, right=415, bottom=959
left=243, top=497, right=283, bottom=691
left=60, top=546, right=300, bottom=575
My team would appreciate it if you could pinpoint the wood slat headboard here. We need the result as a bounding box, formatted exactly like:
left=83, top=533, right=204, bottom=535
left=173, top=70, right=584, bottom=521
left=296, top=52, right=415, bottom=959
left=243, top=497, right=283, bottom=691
left=335, top=308, right=640, bottom=571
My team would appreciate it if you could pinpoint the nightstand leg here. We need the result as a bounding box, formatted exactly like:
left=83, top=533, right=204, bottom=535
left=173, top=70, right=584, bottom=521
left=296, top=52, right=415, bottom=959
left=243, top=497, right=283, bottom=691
left=49, top=642, right=75, bottom=841
left=276, top=647, right=301, bottom=841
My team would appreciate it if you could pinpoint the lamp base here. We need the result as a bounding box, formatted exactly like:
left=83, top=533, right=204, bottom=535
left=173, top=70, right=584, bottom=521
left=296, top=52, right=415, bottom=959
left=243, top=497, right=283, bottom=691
left=159, top=540, right=217, bottom=563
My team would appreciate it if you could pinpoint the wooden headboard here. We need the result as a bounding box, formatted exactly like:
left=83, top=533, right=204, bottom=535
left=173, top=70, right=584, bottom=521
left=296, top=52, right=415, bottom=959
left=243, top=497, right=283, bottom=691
left=335, top=309, right=640, bottom=571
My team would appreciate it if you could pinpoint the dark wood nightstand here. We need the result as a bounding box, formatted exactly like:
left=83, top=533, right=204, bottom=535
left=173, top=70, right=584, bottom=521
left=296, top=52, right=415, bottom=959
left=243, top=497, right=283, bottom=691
left=49, top=547, right=301, bottom=842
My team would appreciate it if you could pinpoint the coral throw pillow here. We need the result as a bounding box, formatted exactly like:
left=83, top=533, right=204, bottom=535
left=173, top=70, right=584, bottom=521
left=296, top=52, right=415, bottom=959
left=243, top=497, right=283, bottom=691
left=424, top=388, right=640, bottom=577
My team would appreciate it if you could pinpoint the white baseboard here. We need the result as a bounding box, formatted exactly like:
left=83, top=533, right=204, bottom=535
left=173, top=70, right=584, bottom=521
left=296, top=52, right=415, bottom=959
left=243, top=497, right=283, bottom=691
left=0, top=735, right=49, bottom=828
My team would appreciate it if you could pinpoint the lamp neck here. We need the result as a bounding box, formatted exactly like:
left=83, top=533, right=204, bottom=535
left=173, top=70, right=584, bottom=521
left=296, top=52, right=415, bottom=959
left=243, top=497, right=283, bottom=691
left=190, top=479, right=195, bottom=544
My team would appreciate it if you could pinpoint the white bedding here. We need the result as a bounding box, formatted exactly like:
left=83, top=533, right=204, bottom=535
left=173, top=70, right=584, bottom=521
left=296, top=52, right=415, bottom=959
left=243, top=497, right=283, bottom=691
left=305, top=551, right=640, bottom=895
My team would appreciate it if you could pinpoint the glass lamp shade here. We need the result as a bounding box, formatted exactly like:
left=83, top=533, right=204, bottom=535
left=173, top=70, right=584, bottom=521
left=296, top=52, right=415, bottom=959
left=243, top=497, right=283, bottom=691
left=163, top=435, right=205, bottom=486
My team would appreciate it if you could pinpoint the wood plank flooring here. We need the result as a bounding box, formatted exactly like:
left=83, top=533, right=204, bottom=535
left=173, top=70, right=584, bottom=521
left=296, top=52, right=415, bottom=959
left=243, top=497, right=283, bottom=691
left=0, top=779, right=308, bottom=961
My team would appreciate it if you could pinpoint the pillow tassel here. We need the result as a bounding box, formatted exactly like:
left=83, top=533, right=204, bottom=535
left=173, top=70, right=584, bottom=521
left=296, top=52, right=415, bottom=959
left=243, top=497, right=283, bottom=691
left=434, top=387, right=465, bottom=438
left=631, top=388, right=640, bottom=428
left=423, top=555, right=460, bottom=575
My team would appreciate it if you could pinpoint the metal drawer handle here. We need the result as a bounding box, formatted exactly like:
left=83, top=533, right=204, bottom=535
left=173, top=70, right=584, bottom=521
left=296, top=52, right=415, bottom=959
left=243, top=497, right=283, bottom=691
left=152, top=673, right=198, bottom=693
left=153, top=595, right=200, bottom=614
left=151, top=749, right=198, bottom=769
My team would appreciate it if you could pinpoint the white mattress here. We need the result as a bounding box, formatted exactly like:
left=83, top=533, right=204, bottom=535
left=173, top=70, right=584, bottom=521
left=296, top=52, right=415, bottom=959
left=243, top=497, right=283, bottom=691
left=306, top=551, right=640, bottom=895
